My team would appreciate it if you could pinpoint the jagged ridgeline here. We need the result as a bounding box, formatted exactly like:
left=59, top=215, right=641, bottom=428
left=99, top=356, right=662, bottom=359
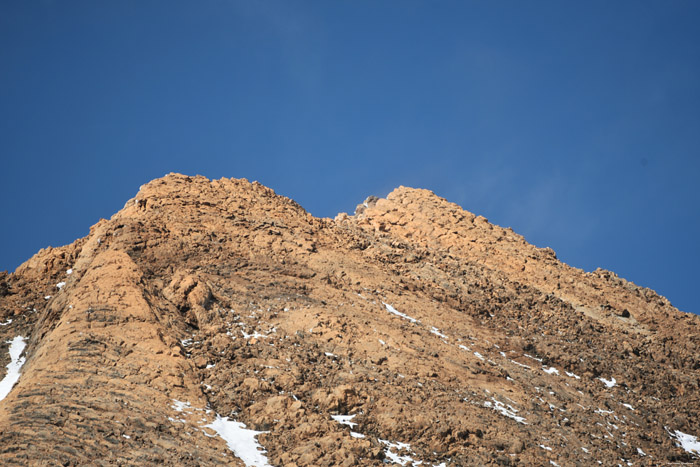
left=1, top=173, right=698, bottom=466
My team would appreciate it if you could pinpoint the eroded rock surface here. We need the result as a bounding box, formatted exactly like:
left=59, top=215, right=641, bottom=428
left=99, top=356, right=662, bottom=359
left=1, top=173, right=698, bottom=466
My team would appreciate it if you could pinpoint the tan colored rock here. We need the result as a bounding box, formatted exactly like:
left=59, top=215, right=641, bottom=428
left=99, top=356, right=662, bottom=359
left=0, top=173, right=698, bottom=466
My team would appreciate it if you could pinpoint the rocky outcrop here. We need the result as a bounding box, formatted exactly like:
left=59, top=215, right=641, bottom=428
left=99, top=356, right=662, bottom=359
left=0, top=173, right=698, bottom=466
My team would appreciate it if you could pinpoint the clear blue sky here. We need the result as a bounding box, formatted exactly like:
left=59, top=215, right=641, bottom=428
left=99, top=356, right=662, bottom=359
left=1, top=1, right=698, bottom=314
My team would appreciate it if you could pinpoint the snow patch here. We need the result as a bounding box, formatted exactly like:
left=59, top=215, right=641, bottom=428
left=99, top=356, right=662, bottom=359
left=331, top=414, right=358, bottom=428
left=56, top=282, right=66, bottom=290
left=474, top=352, right=485, bottom=361
left=430, top=327, right=447, bottom=339
left=599, top=377, right=616, bottom=388
left=0, top=319, right=11, bottom=326
left=205, top=416, right=271, bottom=467
left=171, top=400, right=192, bottom=412
left=543, top=366, right=559, bottom=375
left=383, top=303, right=419, bottom=324
left=484, top=397, right=527, bottom=424
left=0, top=336, right=27, bottom=402
left=510, top=360, right=531, bottom=369
left=379, top=439, right=418, bottom=466
left=241, top=329, right=274, bottom=339
left=565, top=370, right=581, bottom=379
left=670, top=429, right=700, bottom=457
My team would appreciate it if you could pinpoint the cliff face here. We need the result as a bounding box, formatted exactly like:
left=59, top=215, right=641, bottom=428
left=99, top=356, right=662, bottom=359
left=0, top=173, right=698, bottom=466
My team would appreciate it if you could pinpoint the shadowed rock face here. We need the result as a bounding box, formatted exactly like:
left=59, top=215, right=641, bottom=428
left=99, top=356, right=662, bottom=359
left=0, top=173, right=698, bottom=466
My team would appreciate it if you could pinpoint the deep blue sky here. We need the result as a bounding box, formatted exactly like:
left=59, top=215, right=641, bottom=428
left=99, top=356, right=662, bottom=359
left=1, top=2, right=698, bottom=314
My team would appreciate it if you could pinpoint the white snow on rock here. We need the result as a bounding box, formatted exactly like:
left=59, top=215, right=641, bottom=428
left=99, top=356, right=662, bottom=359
left=430, top=327, right=447, bottom=339
left=331, top=414, right=358, bottom=428
left=379, top=439, right=417, bottom=466
left=350, top=431, right=366, bottom=438
left=599, top=377, right=616, bottom=388
left=171, top=400, right=192, bottom=412
left=205, top=416, right=271, bottom=467
left=484, top=397, right=527, bottom=424
left=0, top=319, right=11, bottom=326
left=383, top=303, right=419, bottom=324
left=56, top=282, right=66, bottom=290
left=565, top=370, right=581, bottom=379
left=670, top=429, right=700, bottom=457
left=241, top=329, right=272, bottom=339
left=66, top=268, right=73, bottom=275
left=510, top=359, right=531, bottom=369
left=0, top=336, right=27, bottom=402
left=474, top=352, right=485, bottom=361
left=543, top=366, right=559, bottom=375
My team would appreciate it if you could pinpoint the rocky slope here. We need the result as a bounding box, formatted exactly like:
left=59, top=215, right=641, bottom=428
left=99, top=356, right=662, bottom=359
left=0, top=173, right=698, bottom=466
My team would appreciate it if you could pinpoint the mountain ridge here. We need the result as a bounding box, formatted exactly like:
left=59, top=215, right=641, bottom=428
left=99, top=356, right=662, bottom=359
left=0, top=173, right=698, bottom=466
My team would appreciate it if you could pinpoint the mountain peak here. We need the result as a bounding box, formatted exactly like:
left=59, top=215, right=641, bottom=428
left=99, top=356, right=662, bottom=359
left=1, top=175, right=698, bottom=465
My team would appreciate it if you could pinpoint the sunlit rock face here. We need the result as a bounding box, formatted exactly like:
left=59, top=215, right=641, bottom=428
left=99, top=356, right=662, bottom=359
left=0, top=173, right=698, bottom=466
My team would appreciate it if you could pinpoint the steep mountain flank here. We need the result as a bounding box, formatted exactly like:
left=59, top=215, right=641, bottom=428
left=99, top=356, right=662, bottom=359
left=1, top=173, right=698, bottom=466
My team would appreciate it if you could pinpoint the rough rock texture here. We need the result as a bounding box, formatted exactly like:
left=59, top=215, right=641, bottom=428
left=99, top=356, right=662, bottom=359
left=0, top=173, right=698, bottom=466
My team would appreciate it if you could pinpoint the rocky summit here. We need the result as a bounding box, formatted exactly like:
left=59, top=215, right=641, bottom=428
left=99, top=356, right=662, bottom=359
left=1, top=173, right=699, bottom=466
